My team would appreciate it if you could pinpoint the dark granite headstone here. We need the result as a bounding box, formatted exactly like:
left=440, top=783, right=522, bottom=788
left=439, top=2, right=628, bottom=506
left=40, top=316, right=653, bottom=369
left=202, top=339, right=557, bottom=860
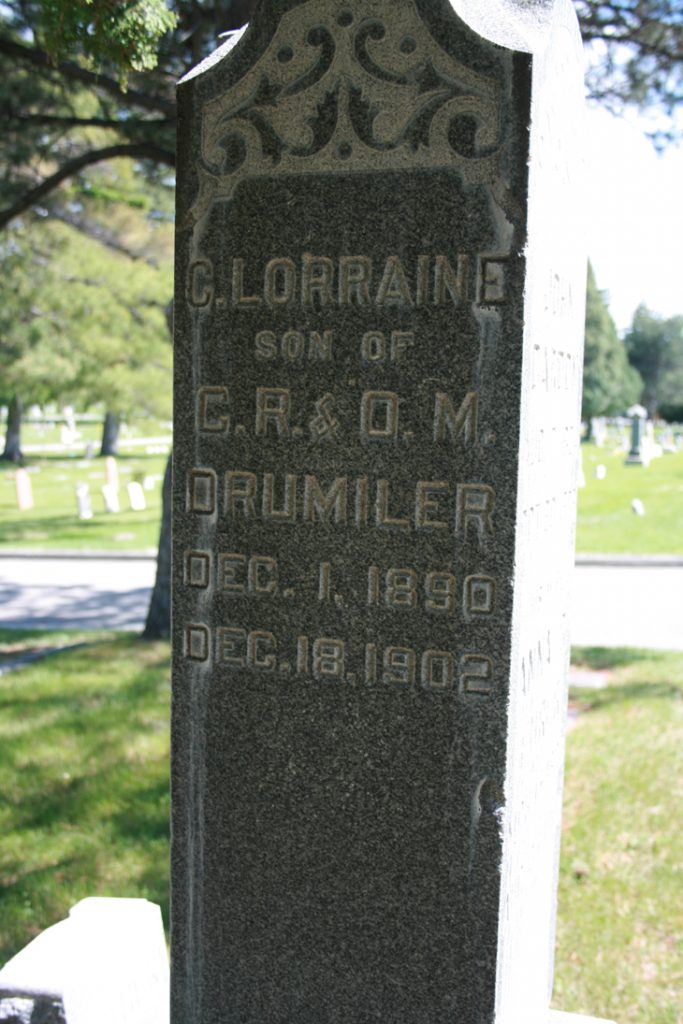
left=172, top=2, right=586, bottom=1021
left=625, top=403, right=647, bottom=465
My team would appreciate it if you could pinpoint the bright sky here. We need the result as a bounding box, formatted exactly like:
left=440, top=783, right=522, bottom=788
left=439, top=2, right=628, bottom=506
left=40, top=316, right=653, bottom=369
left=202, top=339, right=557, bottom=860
left=584, top=104, right=683, bottom=335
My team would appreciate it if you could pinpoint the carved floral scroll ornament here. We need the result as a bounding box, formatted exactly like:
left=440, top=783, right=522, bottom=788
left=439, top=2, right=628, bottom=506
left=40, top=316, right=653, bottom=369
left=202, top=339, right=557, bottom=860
left=188, top=0, right=502, bottom=225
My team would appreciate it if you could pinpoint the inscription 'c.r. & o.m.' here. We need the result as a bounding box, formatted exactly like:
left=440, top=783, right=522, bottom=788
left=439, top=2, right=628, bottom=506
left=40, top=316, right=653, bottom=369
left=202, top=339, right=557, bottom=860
left=196, top=386, right=478, bottom=445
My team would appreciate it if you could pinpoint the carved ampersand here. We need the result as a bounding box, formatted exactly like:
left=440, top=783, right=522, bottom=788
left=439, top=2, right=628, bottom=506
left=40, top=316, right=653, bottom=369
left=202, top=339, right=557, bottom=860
left=190, top=0, right=501, bottom=223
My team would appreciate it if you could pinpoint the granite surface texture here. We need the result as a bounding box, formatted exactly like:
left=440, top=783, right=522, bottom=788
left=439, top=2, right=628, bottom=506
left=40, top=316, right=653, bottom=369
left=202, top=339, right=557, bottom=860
left=172, top=1, right=585, bottom=1021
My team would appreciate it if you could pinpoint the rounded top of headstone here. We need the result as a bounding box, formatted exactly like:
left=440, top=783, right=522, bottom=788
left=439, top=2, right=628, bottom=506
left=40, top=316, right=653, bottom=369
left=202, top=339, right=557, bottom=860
left=179, top=25, right=248, bottom=84
left=627, top=404, right=648, bottom=419
left=450, top=0, right=561, bottom=52
left=179, top=0, right=573, bottom=87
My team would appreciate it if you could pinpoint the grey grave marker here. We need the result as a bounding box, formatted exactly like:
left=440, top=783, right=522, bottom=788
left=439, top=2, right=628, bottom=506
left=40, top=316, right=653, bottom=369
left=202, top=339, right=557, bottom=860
left=172, top=2, right=599, bottom=1022
left=625, top=403, right=647, bottom=465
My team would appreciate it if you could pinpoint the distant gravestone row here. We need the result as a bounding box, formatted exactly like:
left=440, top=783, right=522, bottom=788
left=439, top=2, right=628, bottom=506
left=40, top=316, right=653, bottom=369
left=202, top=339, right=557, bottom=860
left=589, top=410, right=678, bottom=464
left=8, top=455, right=157, bottom=520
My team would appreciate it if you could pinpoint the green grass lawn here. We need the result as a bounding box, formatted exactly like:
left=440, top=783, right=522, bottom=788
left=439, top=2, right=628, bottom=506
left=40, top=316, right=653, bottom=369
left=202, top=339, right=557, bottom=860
left=0, top=630, right=170, bottom=961
left=16, top=417, right=172, bottom=452
left=0, top=633, right=680, bottom=1023
left=576, top=442, right=683, bottom=555
left=0, top=453, right=167, bottom=551
left=553, top=647, right=683, bottom=1024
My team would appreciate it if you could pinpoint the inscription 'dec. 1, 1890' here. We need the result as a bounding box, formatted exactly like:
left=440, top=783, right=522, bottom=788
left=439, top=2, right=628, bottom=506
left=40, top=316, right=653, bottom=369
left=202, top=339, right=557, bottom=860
left=172, top=1, right=586, bottom=1023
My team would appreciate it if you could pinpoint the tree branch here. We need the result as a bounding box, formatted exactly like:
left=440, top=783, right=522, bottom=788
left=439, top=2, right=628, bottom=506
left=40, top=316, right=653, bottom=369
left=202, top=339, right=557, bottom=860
left=0, top=143, right=176, bottom=230
left=0, top=35, right=176, bottom=117
left=12, top=114, right=175, bottom=131
left=581, top=24, right=683, bottom=62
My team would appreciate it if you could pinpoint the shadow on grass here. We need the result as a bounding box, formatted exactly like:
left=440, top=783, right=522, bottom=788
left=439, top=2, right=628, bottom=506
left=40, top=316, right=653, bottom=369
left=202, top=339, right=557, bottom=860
left=0, top=512, right=103, bottom=535
left=571, top=646, right=672, bottom=670
left=0, top=512, right=157, bottom=547
left=0, top=638, right=171, bottom=959
left=571, top=680, right=683, bottom=713
left=0, top=628, right=117, bottom=648
left=0, top=453, right=167, bottom=471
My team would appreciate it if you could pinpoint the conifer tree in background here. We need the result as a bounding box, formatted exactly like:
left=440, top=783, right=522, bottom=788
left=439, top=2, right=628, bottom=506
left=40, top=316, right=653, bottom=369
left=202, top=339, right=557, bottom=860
left=625, top=307, right=683, bottom=420
left=582, top=264, right=642, bottom=425
left=0, top=208, right=172, bottom=464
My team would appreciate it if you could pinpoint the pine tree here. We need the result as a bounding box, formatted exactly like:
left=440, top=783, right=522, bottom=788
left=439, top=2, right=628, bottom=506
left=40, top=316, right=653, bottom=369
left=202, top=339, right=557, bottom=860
left=625, top=306, right=683, bottom=419
left=582, top=264, right=642, bottom=421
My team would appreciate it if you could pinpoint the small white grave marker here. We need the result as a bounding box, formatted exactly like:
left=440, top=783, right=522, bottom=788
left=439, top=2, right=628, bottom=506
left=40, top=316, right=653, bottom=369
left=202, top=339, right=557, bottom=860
left=127, top=481, right=147, bottom=511
left=594, top=464, right=607, bottom=480
left=105, top=455, right=119, bottom=490
left=101, top=483, right=120, bottom=514
left=14, top=469, right=34, bottom=511
left=75, top=483, right=93, bottom=520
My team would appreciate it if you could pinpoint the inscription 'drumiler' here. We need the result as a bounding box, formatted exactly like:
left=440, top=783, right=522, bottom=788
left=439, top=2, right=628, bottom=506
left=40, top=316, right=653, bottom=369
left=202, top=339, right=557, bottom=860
left=182, top=247, right=507, bottom=698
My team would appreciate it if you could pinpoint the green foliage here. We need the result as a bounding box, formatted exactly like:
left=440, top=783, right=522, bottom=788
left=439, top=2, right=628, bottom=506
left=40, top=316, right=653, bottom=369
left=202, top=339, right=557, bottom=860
left=582, top=264, right=642, bottom=420
left=625, top=306, right=683, bottom=419
left=0, top=161, right=173, bottom=419
left=575, top=0, right=683, bottom=144
left=38, top=0, right=176, bottom=76
left=0, top=0, right=680, bottom=229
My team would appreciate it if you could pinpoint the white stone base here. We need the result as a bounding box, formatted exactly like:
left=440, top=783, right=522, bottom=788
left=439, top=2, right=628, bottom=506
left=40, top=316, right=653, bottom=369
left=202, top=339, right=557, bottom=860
left=1, top=911, right=613, bottom=1024
left=0, top=898, right=168, bottom=1024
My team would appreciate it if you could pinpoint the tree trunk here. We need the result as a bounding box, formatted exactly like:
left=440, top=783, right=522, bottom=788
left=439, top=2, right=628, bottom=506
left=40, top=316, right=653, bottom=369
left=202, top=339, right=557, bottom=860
left=143, top=452, right=171, bottom=640
left=2, top=395, right=23, bottom=463
left=100, top=410, right=120, bottom=456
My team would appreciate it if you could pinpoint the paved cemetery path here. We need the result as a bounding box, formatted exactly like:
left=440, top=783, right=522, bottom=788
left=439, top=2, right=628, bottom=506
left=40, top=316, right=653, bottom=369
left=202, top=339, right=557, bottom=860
left=0, top=553, right=156, bottom=631
left=0, top=553, right=680, bottom=648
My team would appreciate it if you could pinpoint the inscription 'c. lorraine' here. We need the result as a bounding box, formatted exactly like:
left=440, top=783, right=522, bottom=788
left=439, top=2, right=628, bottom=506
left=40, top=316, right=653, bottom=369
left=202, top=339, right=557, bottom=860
left=188, top=253, right=507, bottom=309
